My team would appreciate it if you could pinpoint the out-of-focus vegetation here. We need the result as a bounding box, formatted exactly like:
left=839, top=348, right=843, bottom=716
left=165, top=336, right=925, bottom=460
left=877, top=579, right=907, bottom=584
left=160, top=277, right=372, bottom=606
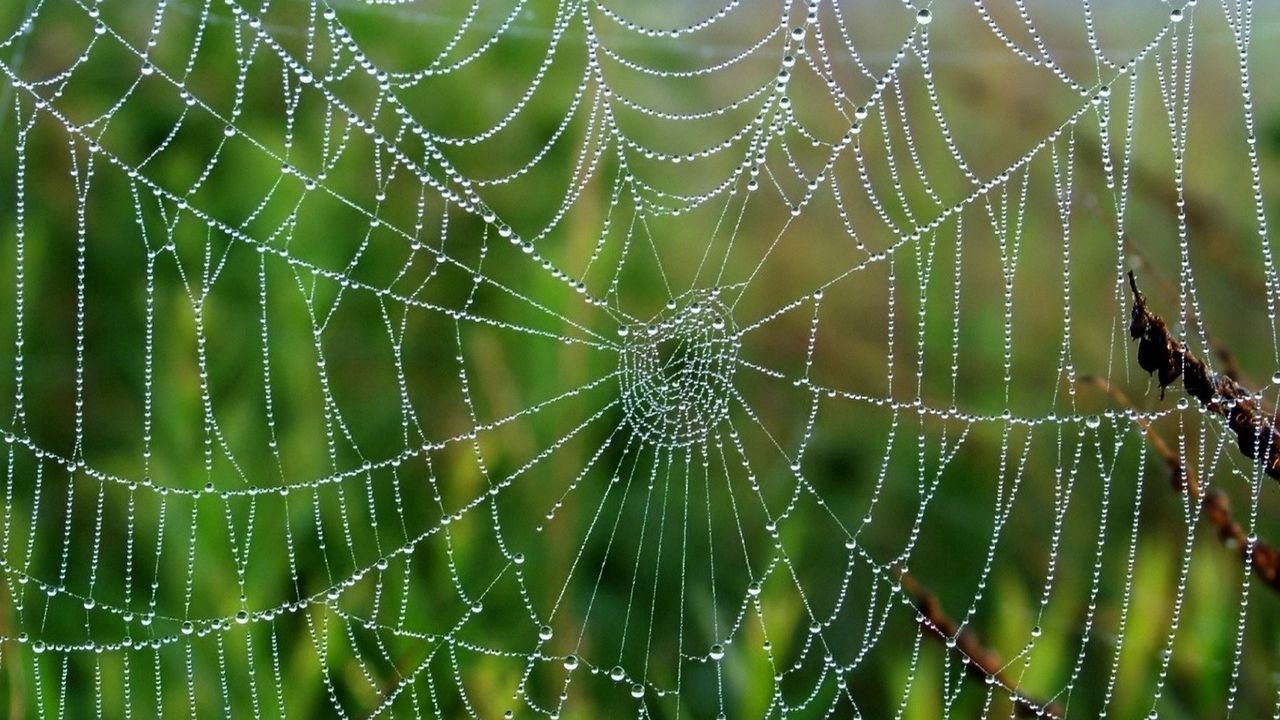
left=0, top=0, right=1279, bottom=717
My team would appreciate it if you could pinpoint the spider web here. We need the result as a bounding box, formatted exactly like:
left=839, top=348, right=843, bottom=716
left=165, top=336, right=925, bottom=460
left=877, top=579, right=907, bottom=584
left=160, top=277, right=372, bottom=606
left=0, top=0, right=1277, bottom=717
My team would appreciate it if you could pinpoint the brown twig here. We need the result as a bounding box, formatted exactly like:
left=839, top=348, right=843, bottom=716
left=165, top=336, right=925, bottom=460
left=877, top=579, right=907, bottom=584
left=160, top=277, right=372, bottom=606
left=1127, top=271, right=1280, bottom=479
left=1122, top=240, right=1246, bottom=383
left=1076, top=274, right=1280, bottom=594
left=1082, top=375, right=1280, bottom=594
left=886, top=269, right=1280, bottom=715
left=899, top=571, right=1064, bottom=718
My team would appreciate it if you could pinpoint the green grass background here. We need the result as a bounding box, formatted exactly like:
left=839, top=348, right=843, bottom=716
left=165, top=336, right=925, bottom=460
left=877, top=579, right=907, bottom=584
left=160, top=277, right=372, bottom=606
left=0, top=0, right=1279, bottom=717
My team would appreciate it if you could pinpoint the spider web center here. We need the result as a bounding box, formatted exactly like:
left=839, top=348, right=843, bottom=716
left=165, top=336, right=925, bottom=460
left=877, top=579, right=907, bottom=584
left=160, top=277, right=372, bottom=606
left=618, top=289, right=739, bottom=449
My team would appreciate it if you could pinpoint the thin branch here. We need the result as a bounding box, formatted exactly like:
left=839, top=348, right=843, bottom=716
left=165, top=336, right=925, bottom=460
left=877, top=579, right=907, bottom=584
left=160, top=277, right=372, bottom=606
left=882, top=271, right=1280, bottom=717
left=899, top=571, right=1064, bottom=718
left=1081, top=272, right=1280, bottom=595
left=1083, top=375, right=1280, bottom=594
left=1127, top=271, right=1280, bottom=479
left=1122, top=240, right=1245, bottom=382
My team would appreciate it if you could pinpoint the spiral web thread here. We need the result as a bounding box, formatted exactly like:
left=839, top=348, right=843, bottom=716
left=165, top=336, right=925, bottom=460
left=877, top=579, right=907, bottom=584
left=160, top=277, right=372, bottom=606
left=0, top=0, right=1276, bottom=717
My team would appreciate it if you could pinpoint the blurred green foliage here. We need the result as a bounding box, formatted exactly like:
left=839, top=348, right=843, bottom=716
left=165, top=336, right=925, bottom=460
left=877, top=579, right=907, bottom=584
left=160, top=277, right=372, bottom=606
left=0, top=0, right=1279, bottom=718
